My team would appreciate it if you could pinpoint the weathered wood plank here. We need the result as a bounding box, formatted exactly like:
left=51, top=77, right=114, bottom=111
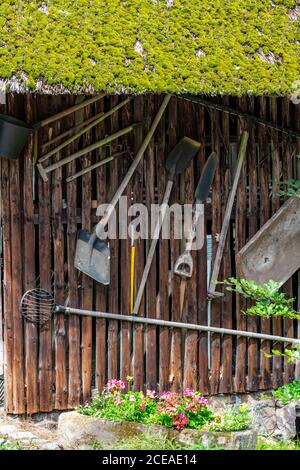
left=23, top=93, right=39, bottom=414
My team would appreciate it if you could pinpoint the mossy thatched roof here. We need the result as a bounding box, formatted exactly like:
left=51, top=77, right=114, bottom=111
left=0, top=0, right=299, bottom=95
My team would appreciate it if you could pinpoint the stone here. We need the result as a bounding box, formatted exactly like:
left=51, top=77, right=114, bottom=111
left=273, top=402, right=296, bottom=440
left=174, top=428, right=257, bottom=450
left=0, top=424, right=20, bottom=437
left=57, top=411, right=169, bottom=449
left=251, top=399, right=277, bottom=437
left=32, top=439, right=62, bottom=451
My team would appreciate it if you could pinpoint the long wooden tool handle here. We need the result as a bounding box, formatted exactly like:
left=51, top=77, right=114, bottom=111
left=38, top=98, right=131, bottom=163
left=184, top=205, right=204, bottom=252
left=208, top=131, right=249, bottom=295
left=133, top=179, right=174, bottom=315
left=95, top=94, right=172, bottom=237
left=37, top=125, right=136, bottom=182
left=34, top=94, right=106, bottom=128
left=66, top=151, right=127, bottom=183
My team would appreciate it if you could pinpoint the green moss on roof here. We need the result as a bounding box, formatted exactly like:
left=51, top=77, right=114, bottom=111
left=0, top=0, right=299, bottom=94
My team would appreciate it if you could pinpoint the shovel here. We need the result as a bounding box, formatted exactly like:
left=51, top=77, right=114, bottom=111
left=74, top=94, right=172, bottom=284
left=132, top=137, right=201, bottom=315
left=174, top=152, right=219, bottom=278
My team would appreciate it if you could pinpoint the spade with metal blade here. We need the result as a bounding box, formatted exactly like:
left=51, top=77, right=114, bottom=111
left=132, top=137, right=201, bottom=315
left=174, top=152, right=219, bottom=279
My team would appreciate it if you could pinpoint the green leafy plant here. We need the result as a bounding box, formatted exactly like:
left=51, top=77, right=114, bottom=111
left=219, top=278, right=300, bottom=320
left=0, top=439, right=21, bottom=450
left=273, top=380, right=300, bottom=404
left=79, top=381, right=215, bottom=431
left=277, top=154, right=300, bottom=198
left=257, top=437, right=300, bottom=450
left=205, top=404, right=252, bottom=432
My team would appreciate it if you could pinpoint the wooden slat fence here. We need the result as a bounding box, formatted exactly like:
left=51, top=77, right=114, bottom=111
left=0, top=93, right=299, bottom=414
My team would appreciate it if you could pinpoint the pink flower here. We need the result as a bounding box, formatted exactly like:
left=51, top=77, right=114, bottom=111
left=114, top=396, right=123, bottom=406
left=128, top=395, right=136, bottom=402
left=146, top=390, right=156, bottom=399
left=159, top=391, right=173, bottom=400
left=140, top=403, right=146, bottom=411
left=172, top=413, right=189, bottom=430
left=196, top=396, right=208, bottom=406
left=106, top=379, right=126, bottom=393
left=183, top=388, right=195, bottom=398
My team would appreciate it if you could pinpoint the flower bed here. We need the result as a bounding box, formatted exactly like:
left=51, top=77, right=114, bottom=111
left=78, top=378, right=251, bottom=433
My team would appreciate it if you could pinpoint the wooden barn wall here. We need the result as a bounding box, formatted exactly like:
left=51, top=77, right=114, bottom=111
left=0, top=93, right=299, bottom=414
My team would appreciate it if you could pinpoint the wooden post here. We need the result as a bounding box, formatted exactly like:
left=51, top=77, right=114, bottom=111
left=67, top=97, right=82, bottom=407
left=259, top=96, right=271, bottom=390
left=145, top=95, right=158, bottom=390
left=23, top=93, right=39, bottom=413
left=234, top=97, right=247, bottom=393
left=282, top=96, right=295, bottom=384
left=52, top=96, right=67, bottom=410
left=81, top=101, right=93, bottom=402
left=197, top=104, right=210, bottom=395
left=246, top=96, right=259, bottom=392
left=107, top=96, right=120, bottom=382
left=95, top=97, right=107, bottom=391
left=270, top=97, right=283, bottom=388
left=219, top=96, right=232, bottom=394
left=182, top=98, right=198, bottom=391
left=169, top=96, right=182, bottom=393
left=132, top=96, right=145, bottom=391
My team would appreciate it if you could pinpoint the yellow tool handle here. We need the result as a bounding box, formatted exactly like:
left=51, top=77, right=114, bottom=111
left=130, top=246, right=136, bottom=313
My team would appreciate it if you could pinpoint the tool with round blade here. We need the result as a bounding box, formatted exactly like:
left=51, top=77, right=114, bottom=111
left=174, top=152, right=218, bottom=278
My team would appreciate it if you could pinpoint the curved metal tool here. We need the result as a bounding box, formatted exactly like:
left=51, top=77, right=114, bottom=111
left=174, top=152, right=218, bottom=278
left=132, top=137, right=201, bottom=315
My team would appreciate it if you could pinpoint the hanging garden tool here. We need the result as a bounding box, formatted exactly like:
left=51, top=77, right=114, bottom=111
left=236, top=190, right=300, bottom=287
left=175, top=152, right=218, bottom=278
left=66, top=150, right=128, bottom=183
left=38, top=97, right=130, bottom=163
left=132, top=137, right=201, bottom=315
left=174, top=151, right=218, bottom=314
left=0, top=115, right=33, bottom=160
left=208, top=131, right=249, bottom=298
left=130, top=225, right=136, bottom=313
left=37, top=124, right=138, bottom=182
left=74, top=94, right=172, bottom=285
left=20, top=287, right=300, bottom=346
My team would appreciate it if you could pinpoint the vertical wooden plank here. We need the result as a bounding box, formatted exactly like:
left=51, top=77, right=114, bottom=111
left=169, top=97, right=182, bottom=393
left=132, top=96, right=144, bottom=391
left=145, top=95, right=158, bottom=390
left=51, top=97, right=67, bottom=410
left=234, top=97, right=247, bottom=393
left=38, top=96, right=53, bottom=412
left=270, top=97, right=283, bottom=388
left=81, top=101, right=93, bottom=402
left=9, top=94, right=25, bottom=413
left=183, top=99, right=198, bottom=391
left=23, top=93, right=39, bottom=413
left=282, top=96, right=294, bottom=384
left=259, top=96, right=271, bottom=390
left=1, top=103, right=13, bottom=412
left=95, top=97, right=107, bottom=391
left=246, top=97, right=259, bottom=392
left=209, top=106, right=222, bottom=395
left=156, top=96, right=169, bottom=393
left=197, top=104, right=210, bottom=395
left=119, top=96, right=132, bottom=382
left=67, top=97, right=81, bottom=407
left=219, top=96, right=232, bottom=394
left=107, top=96, right=119, bottom=381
